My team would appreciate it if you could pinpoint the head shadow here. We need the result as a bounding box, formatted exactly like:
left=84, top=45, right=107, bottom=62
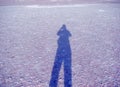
left=49, top=24, right=72, bottom=87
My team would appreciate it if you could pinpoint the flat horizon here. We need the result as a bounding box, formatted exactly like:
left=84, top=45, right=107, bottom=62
left=0, top=0, right=120, bottom=6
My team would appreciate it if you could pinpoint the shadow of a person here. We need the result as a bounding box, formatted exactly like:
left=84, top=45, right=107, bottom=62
left=49, top=24, right=72, bottom=87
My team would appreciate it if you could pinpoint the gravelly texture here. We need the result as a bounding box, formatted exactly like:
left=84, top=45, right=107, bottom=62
left=0, top=4, right=120, bottom=87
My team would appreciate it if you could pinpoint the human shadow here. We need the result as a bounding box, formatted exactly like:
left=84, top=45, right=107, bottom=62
left=49, top=24, right=72, bottom=87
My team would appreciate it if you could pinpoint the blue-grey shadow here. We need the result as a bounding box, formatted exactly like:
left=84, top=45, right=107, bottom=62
left=49, top=24, right=72, bottom=87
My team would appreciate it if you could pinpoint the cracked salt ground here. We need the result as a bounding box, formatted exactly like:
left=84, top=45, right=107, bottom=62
left=0, top=4, right=120, bottom=87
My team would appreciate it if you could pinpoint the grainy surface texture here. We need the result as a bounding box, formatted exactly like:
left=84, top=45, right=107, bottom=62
left=0, top=4, right=120, bottom=87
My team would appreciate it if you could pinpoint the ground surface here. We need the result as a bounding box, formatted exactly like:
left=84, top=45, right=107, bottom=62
left=0, top=4, right=120, bottom=87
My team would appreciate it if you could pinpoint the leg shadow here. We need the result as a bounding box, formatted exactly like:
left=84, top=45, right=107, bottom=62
left=49, top=24, right=72, bottom=87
